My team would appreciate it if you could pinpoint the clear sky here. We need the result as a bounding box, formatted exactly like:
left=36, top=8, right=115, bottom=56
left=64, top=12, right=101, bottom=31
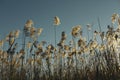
left=0, top=0, right=120, bottom=45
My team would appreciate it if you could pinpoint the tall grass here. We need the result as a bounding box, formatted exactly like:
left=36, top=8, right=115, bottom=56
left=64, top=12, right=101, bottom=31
left=0, top=14, right=119, bottom=80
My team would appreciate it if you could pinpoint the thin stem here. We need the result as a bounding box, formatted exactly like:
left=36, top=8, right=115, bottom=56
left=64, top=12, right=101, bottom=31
left=54, top=26, right=57, bottom=47
left=87, top=29, right=89, bottom=42
left=98, top=17, right=104, bottom=44
left=98, top=17, right=101, bottom=32
left=34, top=54, right=36, bottom=79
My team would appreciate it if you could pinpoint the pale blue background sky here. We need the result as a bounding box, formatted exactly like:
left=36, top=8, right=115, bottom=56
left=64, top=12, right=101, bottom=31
left=0, top=0, right=120, bottom=45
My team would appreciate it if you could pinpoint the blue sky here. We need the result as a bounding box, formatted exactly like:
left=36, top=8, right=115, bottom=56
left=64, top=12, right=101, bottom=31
left=0, top=0, right=120, bottom=45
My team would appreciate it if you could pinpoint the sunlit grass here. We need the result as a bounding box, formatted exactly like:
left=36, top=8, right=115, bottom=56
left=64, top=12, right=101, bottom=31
left=0, top=14, right=119, bottom=80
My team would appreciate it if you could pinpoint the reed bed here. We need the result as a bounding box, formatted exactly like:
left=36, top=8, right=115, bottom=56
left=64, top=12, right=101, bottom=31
left=0, top=14, right=119, bottom=80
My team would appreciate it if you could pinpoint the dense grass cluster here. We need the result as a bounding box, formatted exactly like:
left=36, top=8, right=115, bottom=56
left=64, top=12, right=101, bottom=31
left=0, top=14, right=120, bottom=80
